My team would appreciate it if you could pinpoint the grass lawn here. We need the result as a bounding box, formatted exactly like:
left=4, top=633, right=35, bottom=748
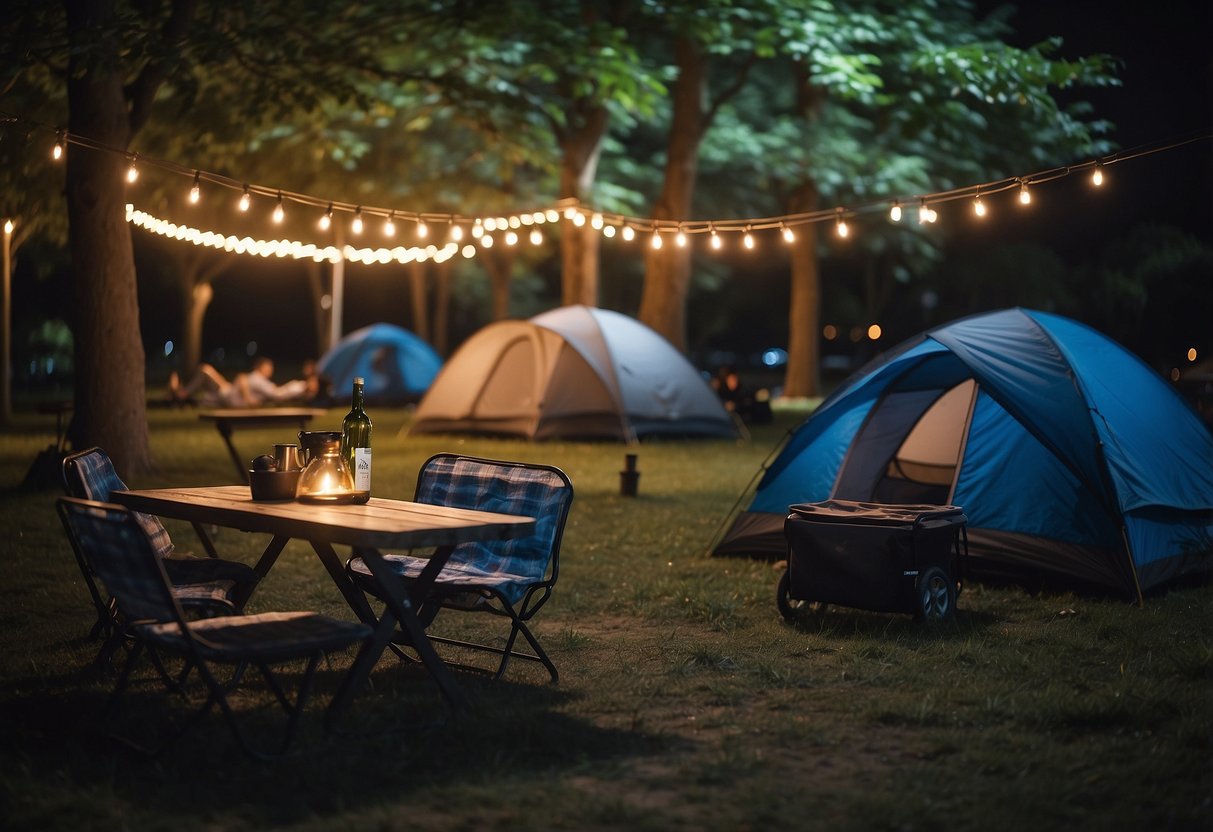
left=0, top=403, right=1209, bottom=831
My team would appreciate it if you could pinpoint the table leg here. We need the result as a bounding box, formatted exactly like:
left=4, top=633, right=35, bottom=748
left=214, top=421, right=248, bottom=483
left=190, top=521, right=221, bottom=559
left=309, top=541, right=378, bottom=624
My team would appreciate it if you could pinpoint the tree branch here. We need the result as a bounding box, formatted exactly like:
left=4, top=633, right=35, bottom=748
left=702, top=54, right=757, bottom=135
left=126, top=0, right=197, bottom=135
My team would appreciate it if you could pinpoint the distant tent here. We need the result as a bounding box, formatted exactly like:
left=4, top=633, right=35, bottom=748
left=318, top=323, right=442, bottom=404
left=714, top=308, right=1213, bottom=600
left=411, top=305, right=736, bottom=441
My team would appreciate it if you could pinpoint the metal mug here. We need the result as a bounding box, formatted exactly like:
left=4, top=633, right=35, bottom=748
left=273, top=443, right=304, bottom=472
left=298, top=430, right=342, bottom=465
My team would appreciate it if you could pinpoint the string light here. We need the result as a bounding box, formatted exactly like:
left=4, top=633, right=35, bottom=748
left=450, top=223, right=464, bottom=241
left=480, top=233, right=494, bottom=248
left=621, top=225, right=635, bottom=242
left=1019, top=179, right=1032, bottom=205
left=572, top=212, right=587, bottom=228
left=603, top=224, right=616, bottom=238
left=188, top=172, right=201, bottom=204
left=530, top=228, right=543, bottom=245
left=505, top=230, right=518, bottom=246
left=272, top=193, right=285, bottom=224
left=52, top=132, right=64, bottom=161
left=781, top=224, right=795, bottom=243
left=351, top=207, right=364, bottom=234
left=835, top=210, right=849, bottom=239
left=890, top=201, right=902, bottom=222
left=710, top=227, right=722, bottom=250
left=973, top=191, right=986, bottom=217
left=1091, top=163, right=1104, bottom=187
left=650, top=229, right=663, bottom=250
left=416, top=220, right=428, bottom=239
left=383, top=212, right=396, bottom=237
left=319, top=205, right=333, bottom=230
left=675, top=227, right=687, bottom=248
left=238, top=185, right=251, bottom=212
left=126, top=155, right=139, bottom=183
left=591, top=213, right=604, bottom=230
left=471, top=221, right=484, bottom=239
left=918, top=199, right=931, bottom=224
left=4, top=219, right=13, bottom=235
left=743, top=228, right=755, bottom=250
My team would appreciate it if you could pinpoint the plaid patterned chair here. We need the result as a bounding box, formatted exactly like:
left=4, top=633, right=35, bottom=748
left=346, top=454, right=574, bottom=682
left=62, top=448, right=258, bottom=665
left=57, top=497, right=371, bottom=760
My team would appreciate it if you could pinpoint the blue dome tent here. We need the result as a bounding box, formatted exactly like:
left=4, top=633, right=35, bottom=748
left=318, top=323, right=442, bottom=404
left=713, top=309, right=1213, bottom=600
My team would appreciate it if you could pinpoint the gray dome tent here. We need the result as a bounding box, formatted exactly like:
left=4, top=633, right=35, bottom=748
left=410, top=305, right=736, bottom=441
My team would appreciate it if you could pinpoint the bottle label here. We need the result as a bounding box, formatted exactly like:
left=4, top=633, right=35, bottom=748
left=353, top=448, right=372, bottom=492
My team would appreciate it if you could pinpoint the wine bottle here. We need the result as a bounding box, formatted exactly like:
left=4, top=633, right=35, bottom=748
left=341, top=376, right=372, bottom=503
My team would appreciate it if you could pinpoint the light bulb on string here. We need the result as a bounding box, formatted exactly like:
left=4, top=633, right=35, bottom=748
left=621, top=225, right=635, bottom=242
left=973, top=191, right=986, bottom=217
left=781, top=224, right=795, bottom=243
left=918, top=199, right=931, bottom=224
left=603, top=224, right=616, bottom=238
left=890, top=201, right=902, bottom=222
left=651, top=229, right=663, bottom=250
left=52, top=132, right=64, bottom=161
left=1019, top=180, right=1031, bottom=205
left=383, top=213, right=396, bottom=236
left=530, top=228, right=543, bottom=245
left=471, top=222, right=484, bottom=239
left=743, top=228, right=755, bottom=250
left=1091, top=163, right=1104, bottom=187
left=675, top=228, right=687, bottom=248
left=272, top=193, right=285, bottom=224
left=572, top=212, right=587, bottom=228
left=319, top=205, right=333, bottom=230
left=480, top=234, right=494, bottom=248
left=125, top=155, right=139, bottom=184
left=189, top=172, right=201, bottom=204
left=591, top=213, right=604, bottom=230
left=450, top=223, right=464, bottom=241
left=238, top=186, right=251, bottom=212
left=505, top=230, right=518, bottom=246
left=545, top=208, right=560, bottom=223
left=835, top=210, right=849, bottom=239
left=351, top=207, right=364, bottom=234
left=484, top=217, right=498, bottom=232
left=563, top=206, right=578, bottom=220
left=416, top=220, right=428, bottom=239
left=710, top=228, right=722, bottom=250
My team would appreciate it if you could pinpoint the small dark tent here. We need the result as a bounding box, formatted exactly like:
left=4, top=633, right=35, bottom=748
left=318, top=323, right=442, bottom=404
left=410, top=305, right=736, bottom=441
left=714, top=308, right=1213, bottom=600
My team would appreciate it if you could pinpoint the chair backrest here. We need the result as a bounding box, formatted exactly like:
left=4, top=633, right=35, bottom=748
left=63, top=447, right=175, bottom=559
left=414, top=454, right=574, bottom=586
left=56, top=497, right=183, bottom=626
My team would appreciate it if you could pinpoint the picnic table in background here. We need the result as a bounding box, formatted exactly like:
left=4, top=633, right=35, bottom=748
left=199, top=408, right=328, bottom=482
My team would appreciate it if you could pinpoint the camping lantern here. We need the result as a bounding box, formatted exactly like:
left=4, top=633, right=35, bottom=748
left=296, top=435, right=357, bottom=503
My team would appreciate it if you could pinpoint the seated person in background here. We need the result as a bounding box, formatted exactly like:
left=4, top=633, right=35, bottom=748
left=301, top=358, right=334, bottom=406
left=170, top=356, right=309, bottom=407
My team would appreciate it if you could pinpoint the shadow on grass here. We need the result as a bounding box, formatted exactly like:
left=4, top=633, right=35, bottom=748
left=781, top=606, right=1001, bottom=641
left=0, top=656, right=679, bottom=825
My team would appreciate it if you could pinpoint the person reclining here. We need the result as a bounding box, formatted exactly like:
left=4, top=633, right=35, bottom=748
left=169, top=357, right=309, bottom=407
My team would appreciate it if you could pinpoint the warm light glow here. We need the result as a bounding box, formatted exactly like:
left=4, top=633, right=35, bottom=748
left=890, top=202, right=902, bottom=222
left=238, top=187, right=251, bottom=212
left=1092, top=165, right=1104, bottom=187
left=1188, top=347, right=1198, bottom=362
left=675, top=230, right=687, bottom=247
left=591, top=213, right=604, bottom=230
left=450, top=224, right=464, bottom=241
left=918, top=201, right=931, bottom=224
left=272, top=195, right=285, bottom=224
left=462, top=244, right=476, bottom=258
left=743, top=232, right=754, bottom=250
left=973, top=195, right=986, bottom=217
left=651, top=230, right=663, bottom=250
left=710, top=230, right=722, bottom=250
left=1170, top=367, right=1181, bottom=382
left=603, top=225, right=616, bottom=238
left=351, top=209, right=364, bottom=234
left=781, top=225, right=795, bottom=243
left=484, top=217, right=498, bottom=232
left=471, top=223, right=484, bottom=239
left=563, top=206, right=578, bottom=220
left=505, top=230, right=518, bottom=246
left=545, top=209, right=560, bottom=223
left=823, top=324, right=837, bottom=340
left=868, top=324, right=882, bottom=340
left=52, top=140, right=63, bottom=161
left=621, top=226, right=635, bottom=242
left=384, top=214, right=396, bottom=236
left=319, top=206, right=332, bottom=230
left=1019, top=181, right=1031, bottom=204
left=572, top=212, right=587, bottom=228
left=530, top=228, right=543, bottom=245
left=189, top=173, right=201, bottom=204
left=508, top=215, right=520, bottom=229
left=416, top=221, right=428, bottom=239
left=126, top=160, right=139, bottom=183
left=836, top=213, right=849, bottom=239
left=481, top=234, right=494, bottom=248
left=3, top=219, right=13, bottom=235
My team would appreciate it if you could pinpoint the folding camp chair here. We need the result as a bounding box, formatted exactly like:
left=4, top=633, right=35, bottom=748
left=346, top=454, right=573, bottom=682
left=61, top=448, right=258, bottom=664
left=57, top=497, right=371, bottom=760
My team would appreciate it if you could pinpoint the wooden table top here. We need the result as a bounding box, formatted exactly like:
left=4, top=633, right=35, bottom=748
left=113, top=485, right=535, bottom=550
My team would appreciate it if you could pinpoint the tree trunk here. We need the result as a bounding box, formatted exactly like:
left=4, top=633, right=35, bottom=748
left=482, top=249, right=514, bottom=321
left=433, top=259, right=451, bottom=356
left=782, top=181, right=821, bottom=399
left=182, top=280, right=213, bottom=377
left=64, top=0, right=151, bottom=477
left=408, top=261, right=429, bottom=341
left=638, top=37, right=707, bottom=351
left=302, top=260, right=330, bottom=358
left=558, top=103, right=608, bottom=307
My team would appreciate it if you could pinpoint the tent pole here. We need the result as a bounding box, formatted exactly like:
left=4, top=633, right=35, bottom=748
left=703, top=426, right=795, bottom=556
left=1120, top=526, right=1145, bottom=607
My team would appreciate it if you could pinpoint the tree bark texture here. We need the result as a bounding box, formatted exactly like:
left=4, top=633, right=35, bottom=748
left=408, top=261, right=429, bottom=342
left=182, top=280, right=213, bottom=378
left=433, top=260, right=451, bottom=356
left=558, top=102, right=608, bottom=307
left=482, top=249, right=514, bottom=321
left=638, top=38, right=706, bottom=352
left=64, top=0, right=152, bottom=477
left=783, top=181, right=822, bottom=399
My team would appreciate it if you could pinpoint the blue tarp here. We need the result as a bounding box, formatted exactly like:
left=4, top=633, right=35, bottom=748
left=318, top=323, right=442, bottom=403
left=717, top=308, right=1213, bottom=599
